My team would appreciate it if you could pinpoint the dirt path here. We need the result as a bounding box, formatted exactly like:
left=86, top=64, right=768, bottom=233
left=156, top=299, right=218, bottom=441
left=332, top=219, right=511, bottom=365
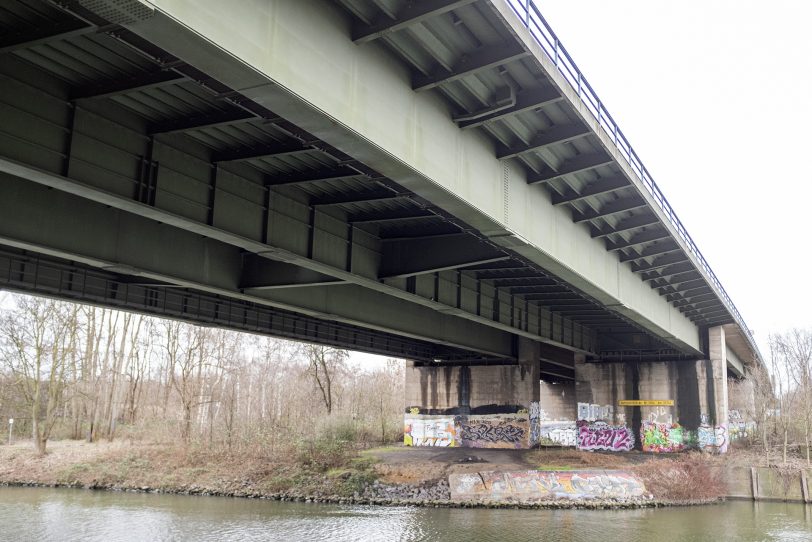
left=367, top=447, right=535, bottom=484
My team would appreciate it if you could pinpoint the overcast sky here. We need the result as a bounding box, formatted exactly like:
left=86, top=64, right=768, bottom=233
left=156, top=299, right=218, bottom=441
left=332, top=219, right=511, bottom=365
left=534, top=0, right=812, bottom=357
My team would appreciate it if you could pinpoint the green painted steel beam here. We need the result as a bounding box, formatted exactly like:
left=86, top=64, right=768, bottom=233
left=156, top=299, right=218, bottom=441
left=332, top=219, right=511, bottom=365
left=552, top=175, right=630, bottom=205
left=352, top=0, right=478, bottom=44
left=528, top=152, right=614, bottom=184
left=455, top=85, right=563, bottom=129
left=379, top=233, right=509, bottom=279
left=0, top=173, right=515, bottom=358
left=496, top=122, right=590, bottom=160
left=413, top=42, right=528, bottom=91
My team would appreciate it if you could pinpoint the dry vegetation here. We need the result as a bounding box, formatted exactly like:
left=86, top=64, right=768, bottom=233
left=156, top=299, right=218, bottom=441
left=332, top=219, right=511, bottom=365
left=0, top=293, right=405, bottom=457
left=0, top=292, right=406, bottom=498
left=525, top=447, right=727, bottom=501
left=0, top=438, right=380, bottom=499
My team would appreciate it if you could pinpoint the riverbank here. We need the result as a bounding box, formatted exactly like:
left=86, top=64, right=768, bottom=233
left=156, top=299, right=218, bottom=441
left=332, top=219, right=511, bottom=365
left=0, top=439, right=779, bottom=509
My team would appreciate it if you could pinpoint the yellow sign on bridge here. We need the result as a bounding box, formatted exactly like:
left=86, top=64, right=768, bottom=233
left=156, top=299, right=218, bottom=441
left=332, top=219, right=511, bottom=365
left=618, top=400, right=674, bottom=407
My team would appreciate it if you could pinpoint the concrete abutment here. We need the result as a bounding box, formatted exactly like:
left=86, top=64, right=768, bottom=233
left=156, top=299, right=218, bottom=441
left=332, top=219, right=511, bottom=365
left=403, top=338, right=540, bottom=448
left=405, top=326, right=748, bottom=452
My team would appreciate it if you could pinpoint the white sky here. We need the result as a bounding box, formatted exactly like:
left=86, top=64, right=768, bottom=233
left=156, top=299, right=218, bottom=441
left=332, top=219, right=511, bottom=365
left=528, top=0, right=812, bottom=357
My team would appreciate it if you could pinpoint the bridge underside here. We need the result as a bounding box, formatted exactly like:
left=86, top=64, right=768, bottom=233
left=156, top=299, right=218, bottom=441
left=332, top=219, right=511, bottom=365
left=0, top=0, right=713, bottom=373
left=0, top=0, right=760, bottom=451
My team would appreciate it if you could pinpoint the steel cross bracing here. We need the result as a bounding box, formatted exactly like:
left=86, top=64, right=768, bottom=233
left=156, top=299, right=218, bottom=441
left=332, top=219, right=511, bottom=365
left=0, top=248, right=478, bottom=363
left=335, top=0, right=762, bottom=364
left=0, top=0, right=689, bottom=364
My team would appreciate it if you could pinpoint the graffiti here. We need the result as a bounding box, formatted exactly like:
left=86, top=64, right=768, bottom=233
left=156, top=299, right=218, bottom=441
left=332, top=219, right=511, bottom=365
left=456, top=414, right=529, bottom=448
left=728, top=410, right=754, bottom=441
left=404, top=417, right=456, bottom=447
left=577, top=402, right=613, bottom=422
left=641, top=421, right=685, bottom=453
left=407, top=413, right=532, bottom=448
left=449, top=470, right=646, bottom=502
left=529, top=402, right=540, bottom=446
left=715, top=423, right=728, bottom=453
left=539, top=422, right=577, bottom=446
left=646, top=407, right=673, bottom=425
left=409, top=407, right=420, bottom=415
left=460, top=421, right=525, bottom=446
left=576, top=421, right=633, bottom=452
left=728, top=421, right=752, bottom=441
left=697, top=425, right=715, bottom=449
left=696, top=423, right=728, bottom=453
left=700, top=412, right=710, bottom=425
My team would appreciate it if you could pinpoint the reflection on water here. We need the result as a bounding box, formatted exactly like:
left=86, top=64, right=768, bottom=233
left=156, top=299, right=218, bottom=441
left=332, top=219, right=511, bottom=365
left=0, top=487, right=810, bottom=542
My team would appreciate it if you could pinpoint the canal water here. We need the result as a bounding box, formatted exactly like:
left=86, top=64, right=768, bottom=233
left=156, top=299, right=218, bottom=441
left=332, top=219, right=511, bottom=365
left=0, top=487, right=810, bottom=541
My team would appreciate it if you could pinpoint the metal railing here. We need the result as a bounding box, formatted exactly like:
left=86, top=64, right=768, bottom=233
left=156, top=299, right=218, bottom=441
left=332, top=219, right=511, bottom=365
left=506, top=0, right=759, bottom=357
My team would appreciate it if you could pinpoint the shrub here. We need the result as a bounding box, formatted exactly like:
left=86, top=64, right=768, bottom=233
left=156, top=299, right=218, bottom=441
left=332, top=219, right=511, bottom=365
left=634, top=453, right=726, bottom=501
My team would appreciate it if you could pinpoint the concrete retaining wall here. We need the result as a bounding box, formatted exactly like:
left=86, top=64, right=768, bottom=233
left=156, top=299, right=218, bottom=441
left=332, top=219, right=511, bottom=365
left=724, top=466, right=812, bottom=503
left=404, top=355, right=540, bottom=448
left=403, top=413, right=532, bottom=449
left=449, top=470, right=646, bottom=502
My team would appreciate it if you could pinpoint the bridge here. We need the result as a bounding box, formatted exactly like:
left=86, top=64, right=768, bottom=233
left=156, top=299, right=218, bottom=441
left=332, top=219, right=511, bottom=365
left=0, top=0, right=760, bottom=451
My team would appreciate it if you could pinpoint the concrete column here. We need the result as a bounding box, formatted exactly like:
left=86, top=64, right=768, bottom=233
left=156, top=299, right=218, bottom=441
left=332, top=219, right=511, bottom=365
left=728, top=374, right=756, bottom=443
left=538, top=380, right=577, bottom=446
left=402, top=337, right=540, bottom=449
left=707, top=325, right=730, bottom=452
left=518, top=337, right=541, bottom=447
left=573, top=355, right=634, bottom=451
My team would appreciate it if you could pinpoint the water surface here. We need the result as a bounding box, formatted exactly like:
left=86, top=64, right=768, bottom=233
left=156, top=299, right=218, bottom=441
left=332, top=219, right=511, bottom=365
left=0, top=487, right=810, bottom=541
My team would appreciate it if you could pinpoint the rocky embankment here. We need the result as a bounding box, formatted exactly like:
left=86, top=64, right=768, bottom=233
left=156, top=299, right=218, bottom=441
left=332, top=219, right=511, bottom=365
left=1, top=477, right=716, bottom=509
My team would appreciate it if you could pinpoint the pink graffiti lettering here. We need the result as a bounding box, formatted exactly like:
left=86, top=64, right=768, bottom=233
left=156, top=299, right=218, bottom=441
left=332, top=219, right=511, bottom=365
left=576, top=421, right=633, bottom=452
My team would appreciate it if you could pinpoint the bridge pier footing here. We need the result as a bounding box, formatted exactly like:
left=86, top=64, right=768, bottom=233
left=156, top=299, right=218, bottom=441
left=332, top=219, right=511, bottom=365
left=403, top=338, right=540, bottom=448
left=403, top=328, right=739, bottom=452
left=539, top=325, right=733, bottom=453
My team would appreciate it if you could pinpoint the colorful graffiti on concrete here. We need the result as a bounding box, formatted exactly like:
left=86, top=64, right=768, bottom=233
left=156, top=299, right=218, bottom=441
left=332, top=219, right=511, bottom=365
left=641, top=421, right=685, bottom=453
left=449, top=470, right=646, bottom=502
left=577, top=402, right=614, bottom=422
left=697, top=425, right=715, bottom=449
left=406, top=413, right=533, bottom=448
left=728, top=410, right=755, bottom=442
left=458, top=416, right=528, bottom=449
left=404, top=416, right=456, bottom=447
left=645, top=407, right=673, bottom=425
left=576, top=420, right=633, bottom=452
left=715, top=424, right=728, bottom=453
left=697, top=423, right=729, bottom=453
left=529, top=402, right=541, bottom=446
left=539, top=421, right=577, bottom=446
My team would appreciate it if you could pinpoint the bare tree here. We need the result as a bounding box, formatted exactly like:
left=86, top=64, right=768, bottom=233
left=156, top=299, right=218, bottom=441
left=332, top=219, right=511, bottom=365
left=302, top=345, right=347, bottom=415
left=771, top=329, right=812, bottom=465
left=0, top=297, right=75, bottom=454
left=0, top=292, right=410, bottom=456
